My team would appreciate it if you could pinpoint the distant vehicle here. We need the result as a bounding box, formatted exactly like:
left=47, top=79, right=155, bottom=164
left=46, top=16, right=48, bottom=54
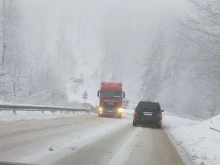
left=133, top=101, right=164, bottom=128
left=122, top=98, right=129, bottom=109
left=94, top=106, right=99, bottom=113
left=73, top=78, right=84, bottom=84
left=81, top=103, right=94, bottom=111
left=97, top=82, right=125, bottom=118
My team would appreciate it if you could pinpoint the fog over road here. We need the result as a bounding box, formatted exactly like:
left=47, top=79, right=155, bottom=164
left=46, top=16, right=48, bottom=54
left=0, top=114, right=185, bottom=165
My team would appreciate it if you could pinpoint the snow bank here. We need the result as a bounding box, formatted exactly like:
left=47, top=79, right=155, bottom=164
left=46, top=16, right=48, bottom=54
left=164, top=114, right=220, bottom=165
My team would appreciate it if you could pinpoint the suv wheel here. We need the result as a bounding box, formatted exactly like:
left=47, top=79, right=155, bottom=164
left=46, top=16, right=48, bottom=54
left=157, top=123, right=162, bottom=128
left=133, top=120, right=137, bottom=126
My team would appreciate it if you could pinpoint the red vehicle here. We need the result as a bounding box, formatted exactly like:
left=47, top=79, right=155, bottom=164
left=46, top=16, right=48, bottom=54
left=97, top=82, right=125, bottom=118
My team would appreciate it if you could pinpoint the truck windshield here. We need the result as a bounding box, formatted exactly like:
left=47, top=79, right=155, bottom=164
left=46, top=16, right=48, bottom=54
left=100, top=90, right=122, bottom=98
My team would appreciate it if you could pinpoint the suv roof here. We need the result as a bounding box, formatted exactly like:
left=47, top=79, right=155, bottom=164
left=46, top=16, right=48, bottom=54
left=136, top=101, right=161, bottom=111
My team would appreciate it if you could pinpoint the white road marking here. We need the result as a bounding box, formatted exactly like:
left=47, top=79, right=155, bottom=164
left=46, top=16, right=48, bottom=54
left=106, top=127, right=141, bottom=165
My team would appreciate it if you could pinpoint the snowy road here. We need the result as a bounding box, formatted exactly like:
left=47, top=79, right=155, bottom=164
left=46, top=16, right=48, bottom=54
left=0, top=114, right=185, bottom=165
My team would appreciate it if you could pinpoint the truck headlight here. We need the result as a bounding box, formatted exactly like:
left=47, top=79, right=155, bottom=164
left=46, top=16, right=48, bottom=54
left=99, top=107, right=103, bottom=112
left=117, top=108, right=123, bottom=113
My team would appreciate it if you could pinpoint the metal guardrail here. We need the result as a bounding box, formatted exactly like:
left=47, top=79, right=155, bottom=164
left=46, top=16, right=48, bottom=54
left=0, top=104, right=91, bottom=115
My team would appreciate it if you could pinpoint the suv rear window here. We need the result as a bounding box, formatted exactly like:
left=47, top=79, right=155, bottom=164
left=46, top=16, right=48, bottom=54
left=136, top=101, right=161, bottom=112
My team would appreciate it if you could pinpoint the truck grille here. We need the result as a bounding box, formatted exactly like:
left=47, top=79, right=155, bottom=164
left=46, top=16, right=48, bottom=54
left=103, top=101, right=117, bottom=110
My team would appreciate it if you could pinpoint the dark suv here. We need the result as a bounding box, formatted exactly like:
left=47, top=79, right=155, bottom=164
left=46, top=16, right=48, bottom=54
left=133, top=101, right=164, bottom=128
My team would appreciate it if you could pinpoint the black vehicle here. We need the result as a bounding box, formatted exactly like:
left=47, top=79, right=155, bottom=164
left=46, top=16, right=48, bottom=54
left=133, top=101, right=164, bottom=128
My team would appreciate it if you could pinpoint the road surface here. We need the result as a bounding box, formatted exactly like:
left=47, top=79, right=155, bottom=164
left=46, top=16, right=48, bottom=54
left=0, top=114, right=186, bottom=165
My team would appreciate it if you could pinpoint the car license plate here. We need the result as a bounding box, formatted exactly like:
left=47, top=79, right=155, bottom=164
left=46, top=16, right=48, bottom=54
left=143, top=112, right=152, bottom=116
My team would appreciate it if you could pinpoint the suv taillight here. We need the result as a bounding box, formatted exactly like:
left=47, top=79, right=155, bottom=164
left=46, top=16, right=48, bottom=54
left=134, top=111, right=139, bottom=117
left=157, top=113, right=162, bottom=118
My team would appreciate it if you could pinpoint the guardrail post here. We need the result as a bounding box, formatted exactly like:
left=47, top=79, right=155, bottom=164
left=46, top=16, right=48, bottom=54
left=60, top=111, right=62, bottom=114
left=13, top=110, right=16, bottom=115
left=42, top=111, right=44, bottom=114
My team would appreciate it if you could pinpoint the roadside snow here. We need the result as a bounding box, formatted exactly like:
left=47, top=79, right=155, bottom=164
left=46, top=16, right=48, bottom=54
left=0, top=111, right=86, bottom=122
left=164, top=114, right=220, bottom=165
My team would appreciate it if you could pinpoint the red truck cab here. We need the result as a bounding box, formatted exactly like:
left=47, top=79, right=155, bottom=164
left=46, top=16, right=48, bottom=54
left=97, top=82, right=125, bottom=118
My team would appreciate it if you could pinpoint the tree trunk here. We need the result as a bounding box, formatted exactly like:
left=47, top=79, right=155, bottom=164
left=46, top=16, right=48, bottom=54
left=12, top=80, right=16, bottom=96
left=2, top=0, right=6, bottom=69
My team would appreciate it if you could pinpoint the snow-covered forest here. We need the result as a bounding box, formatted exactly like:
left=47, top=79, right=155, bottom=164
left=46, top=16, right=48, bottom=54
left=142, top=0, right=220, bottom=118
left=0, top=0, right=219, bottom=118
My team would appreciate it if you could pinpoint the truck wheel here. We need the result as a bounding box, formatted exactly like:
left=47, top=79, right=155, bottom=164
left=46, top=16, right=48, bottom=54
left=116, top=114, right=122, bottom=119
left=133, top=120, right=137, bottom=126
left=98, top=113, right=102, bottom=117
